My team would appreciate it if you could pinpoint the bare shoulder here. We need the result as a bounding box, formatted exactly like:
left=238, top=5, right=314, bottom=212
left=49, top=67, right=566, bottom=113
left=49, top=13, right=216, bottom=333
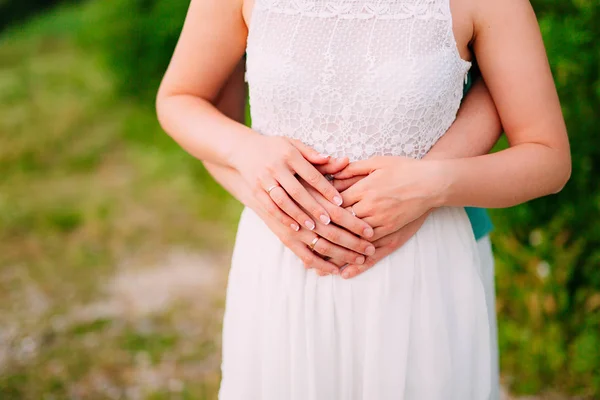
left=471, top=0, right=539, bottom=37
left=242, top=0, right=256, bottom=28
left=157, top=0, right=248, bottom=101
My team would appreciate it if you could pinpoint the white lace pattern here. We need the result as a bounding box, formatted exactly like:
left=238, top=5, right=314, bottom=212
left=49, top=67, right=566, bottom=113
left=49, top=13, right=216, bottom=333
left=246, top=0, right=471, bottom=160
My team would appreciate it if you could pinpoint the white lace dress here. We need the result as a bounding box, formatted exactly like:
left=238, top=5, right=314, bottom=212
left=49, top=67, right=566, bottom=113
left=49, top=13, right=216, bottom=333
left=219, top=0, right=492, bottom=398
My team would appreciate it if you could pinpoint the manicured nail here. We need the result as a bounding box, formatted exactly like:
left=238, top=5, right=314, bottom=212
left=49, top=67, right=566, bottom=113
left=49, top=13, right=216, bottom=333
left=320, top=214, right=331, bottom=225
left=333, top=195, right=343, bottom=206
left=355, top=256, right=365, bottom=264
left=305, top=220, right=315, bottom=230
left=363, top=227, right=374, bottom=238
left=342, top=270, right=351, bottom=279
left=291, top=223, right=300, bottom=231
left=365, top=245, right=376, bottom=256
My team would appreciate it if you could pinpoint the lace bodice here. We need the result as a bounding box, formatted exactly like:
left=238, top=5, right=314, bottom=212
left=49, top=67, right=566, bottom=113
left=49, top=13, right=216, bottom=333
left=245, top=0, right=471, bottom=160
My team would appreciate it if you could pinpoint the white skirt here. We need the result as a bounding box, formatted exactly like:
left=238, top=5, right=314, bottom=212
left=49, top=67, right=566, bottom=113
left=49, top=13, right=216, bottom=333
left=219, top=207, right=491, bottom=400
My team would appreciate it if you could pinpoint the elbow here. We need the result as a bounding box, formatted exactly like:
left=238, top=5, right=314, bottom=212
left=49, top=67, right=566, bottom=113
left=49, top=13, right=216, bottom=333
left=155, top=85, right=182, bottom=140
left=155, top=87, right=169, bottom=133
left=551, top=152, right=572, bottom=194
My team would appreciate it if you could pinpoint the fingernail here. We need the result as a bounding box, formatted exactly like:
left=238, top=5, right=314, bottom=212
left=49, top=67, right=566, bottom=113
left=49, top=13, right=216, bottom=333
left=363, top=227, right=374, bottom=238
left=342, top=270, right=351, bottom=279
left=291, top=223, right=300, bottom=231
left=305, top=220, right=315, bottom=230
left=355, top=256, right=365, bottom=264
left=333, top=195, right=343, bottom=206
left=320, top=214, right=331, bottom=225
left=365, top=245, right=376, bottom=256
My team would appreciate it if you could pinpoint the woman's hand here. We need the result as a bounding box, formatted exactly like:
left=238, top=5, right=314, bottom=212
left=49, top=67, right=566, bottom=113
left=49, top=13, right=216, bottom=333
left=231, top=135, right=357, bottom=235
left=297, top=178, right=376, bottom=255
left=334, top=156, right=446, bottom=241
left=254, top=204, right=372, bottom=276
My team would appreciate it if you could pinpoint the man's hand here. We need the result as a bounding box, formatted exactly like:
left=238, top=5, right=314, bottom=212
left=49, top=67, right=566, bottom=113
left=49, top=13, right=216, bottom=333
left=334, top=156, right=445, bottom=241
left=339, top=213, right=430, bottom=279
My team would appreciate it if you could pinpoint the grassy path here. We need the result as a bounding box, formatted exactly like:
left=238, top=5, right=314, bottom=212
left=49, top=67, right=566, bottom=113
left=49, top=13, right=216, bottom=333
left=0, top=5, right=240, bottom=398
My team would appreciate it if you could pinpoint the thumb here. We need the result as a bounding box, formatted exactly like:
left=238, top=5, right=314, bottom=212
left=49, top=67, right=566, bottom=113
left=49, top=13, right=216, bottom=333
left=334, top=157, right=379, bottom=179
left=332, top=176, right=364, bottom=192
left=316, top=156, right=349, bottom=174
left=288, top=138, right=330, bottom=165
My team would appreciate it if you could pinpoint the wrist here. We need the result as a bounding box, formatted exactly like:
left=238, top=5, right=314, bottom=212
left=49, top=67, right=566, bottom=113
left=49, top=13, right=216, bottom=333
left=428, top=159, right=454, bottom=208
left=226, top=128, right=262, bottom=170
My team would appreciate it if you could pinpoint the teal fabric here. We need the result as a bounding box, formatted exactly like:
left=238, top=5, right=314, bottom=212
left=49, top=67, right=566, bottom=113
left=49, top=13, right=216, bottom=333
left=462, top=71, right=494, bottom=240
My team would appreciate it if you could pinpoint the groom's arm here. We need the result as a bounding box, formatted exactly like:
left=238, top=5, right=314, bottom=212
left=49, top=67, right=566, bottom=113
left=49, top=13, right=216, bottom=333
left=426, top=75, right=502, bottom=160
left=204, top=60, right=504, bottom=205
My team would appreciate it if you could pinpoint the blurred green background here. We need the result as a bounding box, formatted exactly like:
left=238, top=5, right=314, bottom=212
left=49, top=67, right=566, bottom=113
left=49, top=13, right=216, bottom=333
left=0, top=0, right=598, bottom=398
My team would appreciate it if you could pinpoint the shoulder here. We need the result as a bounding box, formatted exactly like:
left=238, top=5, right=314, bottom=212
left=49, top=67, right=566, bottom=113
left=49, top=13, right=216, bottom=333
left=242, top=0, right=255, bottom=29
left=471, top=0, right=538, bottom=38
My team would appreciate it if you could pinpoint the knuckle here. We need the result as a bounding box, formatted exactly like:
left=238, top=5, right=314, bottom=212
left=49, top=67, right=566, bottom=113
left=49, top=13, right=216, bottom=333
left=288, top=186, right=302, bottom=199
left=265, top=161, right=278, bottom=174
left=326, top=230, right=341, bottom=243
left=364, top=204, right=376, bottom=215
left=328, top=207, right=343, bottom=221
left=283, top=145, right=296, bottom=162
left=306, top=171, right=321, bottom=184
left=273, top=193, right=286, bottom=206
left=300, top=254, right=313, bottom=264
left=265, top=204, right=278, bottom=216
left=316, top=242, right=330, bottom=254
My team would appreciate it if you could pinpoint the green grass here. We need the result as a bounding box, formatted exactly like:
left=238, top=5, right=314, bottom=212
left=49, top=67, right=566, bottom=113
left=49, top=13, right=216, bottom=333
left=0, top=3, right=240, bottom=398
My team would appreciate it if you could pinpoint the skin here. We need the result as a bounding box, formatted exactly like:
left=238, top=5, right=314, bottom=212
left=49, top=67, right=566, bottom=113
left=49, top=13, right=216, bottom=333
left=156, top=0, right=570, bottom=278
left=208, top=59, right=502, bottom=277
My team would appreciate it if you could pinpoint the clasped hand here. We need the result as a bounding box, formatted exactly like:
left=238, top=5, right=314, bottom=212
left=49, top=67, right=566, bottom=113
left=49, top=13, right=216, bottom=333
left=237, top=136, right=444, bottom=279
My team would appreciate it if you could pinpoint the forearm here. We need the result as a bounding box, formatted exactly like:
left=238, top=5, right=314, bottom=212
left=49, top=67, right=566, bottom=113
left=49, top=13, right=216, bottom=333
left=425, top=77, right=502, bottom=161
left=436, top=144, right=569, bottom=208
left=156, top=94, right=257, bottom=169
left=204, top=161, right=255, bottom=208
left=423, top=76, right=568, bottom=207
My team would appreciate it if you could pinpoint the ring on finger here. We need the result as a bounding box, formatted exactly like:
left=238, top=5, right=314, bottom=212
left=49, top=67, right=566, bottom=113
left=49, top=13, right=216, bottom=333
left=349, top=206, right=357, bottom=217
left=266, top=184, right=280, bottom=194
left=308, top=236, right=320, bottom=251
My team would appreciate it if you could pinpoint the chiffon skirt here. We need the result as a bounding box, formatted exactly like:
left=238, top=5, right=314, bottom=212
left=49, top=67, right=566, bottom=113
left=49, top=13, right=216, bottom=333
left=219, top=206, right=491, bottom=400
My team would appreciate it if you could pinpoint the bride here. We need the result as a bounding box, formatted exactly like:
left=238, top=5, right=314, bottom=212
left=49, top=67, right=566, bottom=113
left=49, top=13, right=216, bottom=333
left=156, top=0, right=571, bottom=398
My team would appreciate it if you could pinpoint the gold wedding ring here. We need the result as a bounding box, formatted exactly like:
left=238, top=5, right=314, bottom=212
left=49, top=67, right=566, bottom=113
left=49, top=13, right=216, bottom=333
left=308, top=236, right=320, bottom=251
